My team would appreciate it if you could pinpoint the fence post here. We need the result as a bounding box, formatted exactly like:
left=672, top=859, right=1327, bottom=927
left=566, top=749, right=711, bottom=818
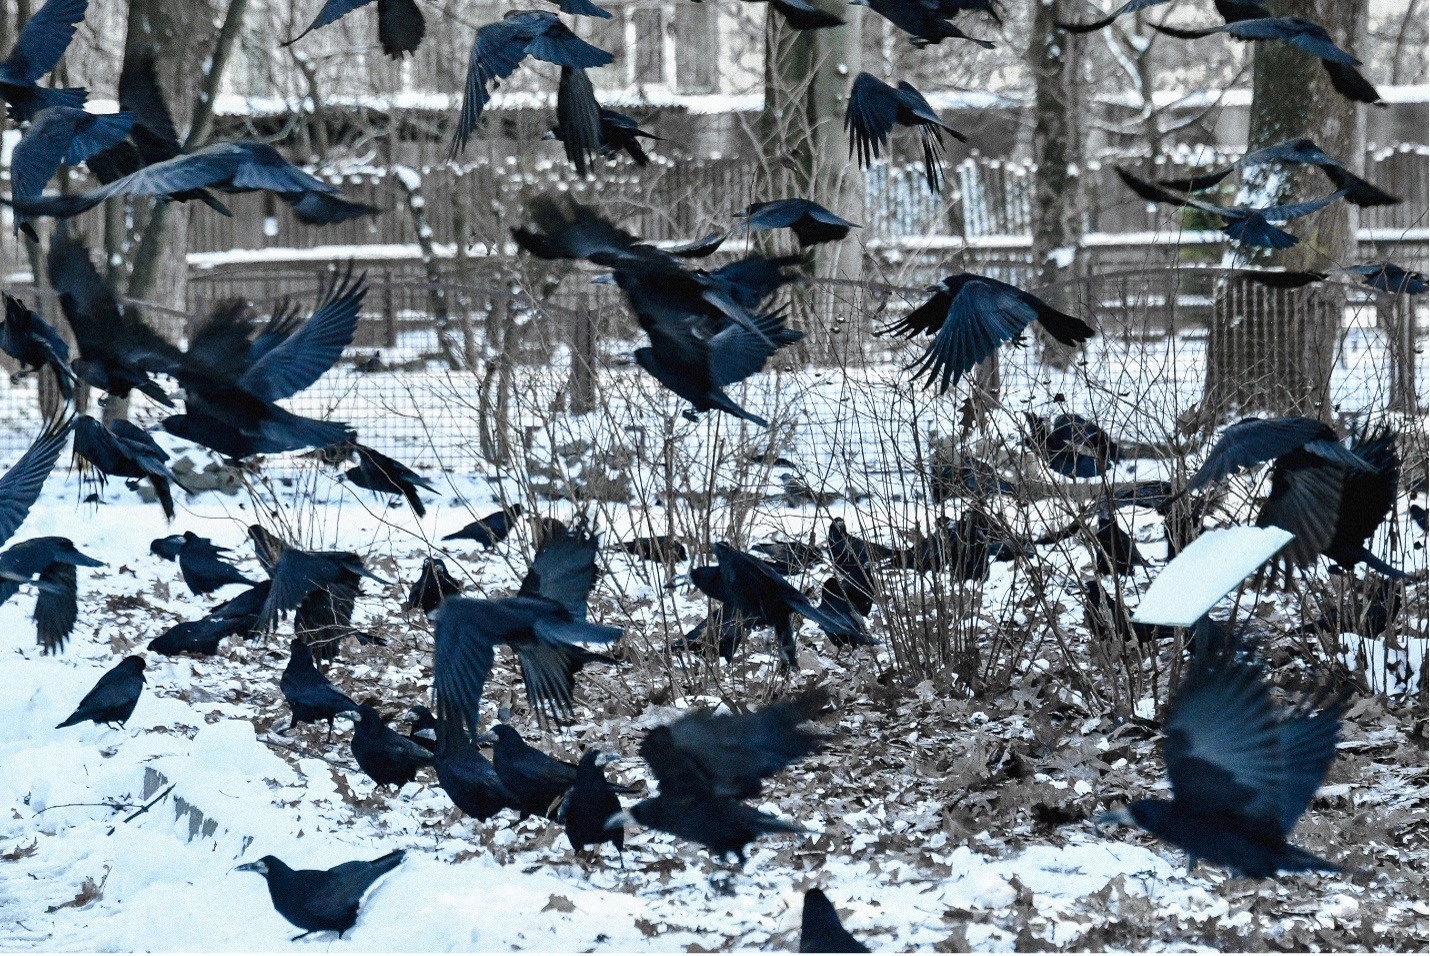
left=383, top=269, right=397, bottom=349
left=570, top=295, right=597, bottom=415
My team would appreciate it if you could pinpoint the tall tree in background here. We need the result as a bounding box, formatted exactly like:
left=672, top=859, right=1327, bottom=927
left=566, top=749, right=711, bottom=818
left=1202, top=0, right=1367, bottom=420
left=759, top=4, right=864, bottom=298
left=1029, top=0, right=1090, bottom=362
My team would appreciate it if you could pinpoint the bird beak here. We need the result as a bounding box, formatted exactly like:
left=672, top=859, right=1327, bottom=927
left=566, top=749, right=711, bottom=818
left=338, top=710, right=361, bottom=720
left=541, top=129, right=556, bottom=141
left=1093, top=808, right=1134, bottom=830
left=234, top=861, right=261, bottom=873
left=590, top=273, right=616, bottom=286
left=604, top=810, right=636, bottom=830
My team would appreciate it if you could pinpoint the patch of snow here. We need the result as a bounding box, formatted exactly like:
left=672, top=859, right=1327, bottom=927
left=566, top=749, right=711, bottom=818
left=1134, top=526, right=1295, bottom=627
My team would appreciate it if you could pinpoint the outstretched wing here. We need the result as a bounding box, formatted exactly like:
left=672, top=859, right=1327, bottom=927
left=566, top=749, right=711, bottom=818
left=286, top=0, right=377, bottom=45
left=911, top=278, right=1037, bottom=394
left=6, top=0, right=87, bottom=83
left=555, top=66, right=602, bottom=176
left=518, top=525, right=601, bottom=620
left=241, top=267, right=364, bottom=401
left=844, top=73, right=898, bottom=168
left=0, top=417, right=71, bottom=549
left=431, top=597, right=497, bottom=740
left=1057, top=0, right=1171, bottom=33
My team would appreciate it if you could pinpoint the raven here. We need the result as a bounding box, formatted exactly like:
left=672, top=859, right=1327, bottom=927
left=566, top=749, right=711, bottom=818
left=56, top=655, right=145, bottom=727
left=1, top=295, right=74, bottom=396
left=286, top=0, right=427, bottom=59
left=845, top=73, right=965, bottom=194
left=237, top=850, right=404, bottom=940
left=0, top=0, right=87, bottom=121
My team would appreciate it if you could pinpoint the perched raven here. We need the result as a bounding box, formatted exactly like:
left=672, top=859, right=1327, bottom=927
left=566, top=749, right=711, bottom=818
left=561, top=749, right=625, bottom=859
left=286, top=0, right=427, bottom=59
left=1025, top=413, right=1121, bottom=479
left=345, top=704, right=435, bottom=786
left=432, top=524, right=621, bottom=735
left=0, top=0, right=88, bottom=121
left=800, top=889, right=869, bottom=953
left=56, top=655, right=145, bottom=727
left=845, top=73, right=966, bottom=194
left=444, top=504, right=524, bottom=548
left=697, top=542, right=859, bottom=668
left=450, top=11, right=611, bottom=158
left=610, top=689, right=825, bottom=862
left=432, top=729, right=521, bottom=820
left=149, top=581, right=270, bottom=656
left=1, top=294, right=74, bottom=396
left=737, top=199, right=859, bottom=247
left=280, top=639, right=357, bottom=736
left=493, top=725, right=578, bottom=815
left=881, top=276, right=1095, bottom=394
left=1097, top=637, right=1347, bottom=877
left=406, top=556, right=463, bottom=614
left=177, top=532, right=254, bottom=595
left=237, top=850, right=404, bottom=940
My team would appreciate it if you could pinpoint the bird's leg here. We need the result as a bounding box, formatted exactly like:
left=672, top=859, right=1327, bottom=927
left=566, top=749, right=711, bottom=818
left=289, top=931, right=314, bottom=942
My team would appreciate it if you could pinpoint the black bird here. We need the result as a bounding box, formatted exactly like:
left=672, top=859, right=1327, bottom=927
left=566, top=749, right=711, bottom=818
left=813, top=577, right=878, bottom=648
left=0, top=417, right=70, bottom=552
left=1082, top=578, right=1178, bottom=648
left=547, top=107, right=662, bottom=169
left=541, top=0, right=613, bottom=17
left=450, top=11, right=612, bottom=158
left=1186, top=417, right=1368, bottom=493
left=1152, top=16, right=1379, bottom=103
left=1058, top=0, right=1174, bottom=33
left=622, top=535, right=687, bottom=563
left=800, top=889, right=869, bottom=953
left=0, top=536, right=103, bottom=653
left=562, top=749, right=625, bottom=859
left=432, top=730, right=521, bottom=820
left=406, top=556, right=463, bottom=614
left=490, top=723, right=581, bottom=818
left=72, top=415, right=179, bottom=520
left=48, top=232, right=185, bottom=405
left=881, top=276, right=1095, bottom=394
left=848, top=0, right=994, bottom=48
left=280, top=639, right=358, bottom=736
left=150, top=534, right=186, bottom=561
left=676, top=605, right=755, bottom=663
left=9, top=140, right=378, bottom=224
left=149, top=581, right=271, bottom=657
left=55, top=655, right=145, bottom=728
left=1342, top=263, right=1427, bottom=296
left=1026, top=413, right=1121, bottom=479
left=1116, top=167, right=1346, bottom=249
left=1409, top=504, right=1426, bottom=533
left=750, top=540, right=824, bottom=576
left=339, top=443, right=436, bottom=517
left=845, top=73, right=965, bottom=195
left=697, top=543, right=857, bottom=669
left=1091, top=515, right=1148, bottom=576
left=237, top=850, right=404, bottom=940
left=255, top=529, right=385, bottom=658
left=931, top=453, right=1014, bottom=502
left=1096, top=637, right=1346, bottom=877
left=1157, top=138, right=1400, bottom=209
left=433, top=524, right=621, bottom=734
left=828, top=517, right=892, bottom=613
left=444, top=504, right=524, bottom=548
left=0, top=0, right=87, bottom=121
left=1, top=294, right=74, bottom=396
left=10, top=106, right=132, bottom=239
left=286, top=0, right=426, bottom=59
left=345, top=704, right=435, bottom=787
left=1259, top=425, right=1402, bottom=576
left=890, top=515, right=991, bottom=581
left=399, top=704, right=439, bottom=751
left=737, top=199, right=859, bottom=247
left=759, top=0, right=845, bottom=29
left=609, top=689, right=825, bottom=862
left=176, top=532, right=254, bottom=595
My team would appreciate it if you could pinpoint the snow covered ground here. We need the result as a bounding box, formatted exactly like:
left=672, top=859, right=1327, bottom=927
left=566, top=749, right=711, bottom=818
left=0, top=335, right=1425, bottom=950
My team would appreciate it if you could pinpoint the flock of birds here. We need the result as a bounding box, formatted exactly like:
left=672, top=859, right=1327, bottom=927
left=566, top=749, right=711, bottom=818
left=0, top=0, right=1424, bottom=947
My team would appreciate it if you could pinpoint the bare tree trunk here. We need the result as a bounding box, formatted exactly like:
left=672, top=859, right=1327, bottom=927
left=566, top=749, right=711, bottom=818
left=1202, top=0, right=1366, bottom=421
left=1029, top=0, right=1090, bottom=362
left=394, top=166, right=459, bottom=370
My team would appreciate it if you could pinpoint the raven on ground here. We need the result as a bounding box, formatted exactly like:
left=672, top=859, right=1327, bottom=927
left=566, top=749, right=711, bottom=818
left=345, top=704, right=435, bottom=786
left=280, top=638, right=358, bottom=737
left=237, top=850, right=404, bottom=940
left=799, top=888, right=869, bottom=953
left=406, top=556, right=463, bottom=614
left=444, top=504, right=524, bottom=548
left=55, top=655, right=145, bottom=728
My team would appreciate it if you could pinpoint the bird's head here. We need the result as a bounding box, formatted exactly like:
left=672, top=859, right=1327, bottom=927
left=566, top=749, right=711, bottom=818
left=235, top=856, right=276, bottom=876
